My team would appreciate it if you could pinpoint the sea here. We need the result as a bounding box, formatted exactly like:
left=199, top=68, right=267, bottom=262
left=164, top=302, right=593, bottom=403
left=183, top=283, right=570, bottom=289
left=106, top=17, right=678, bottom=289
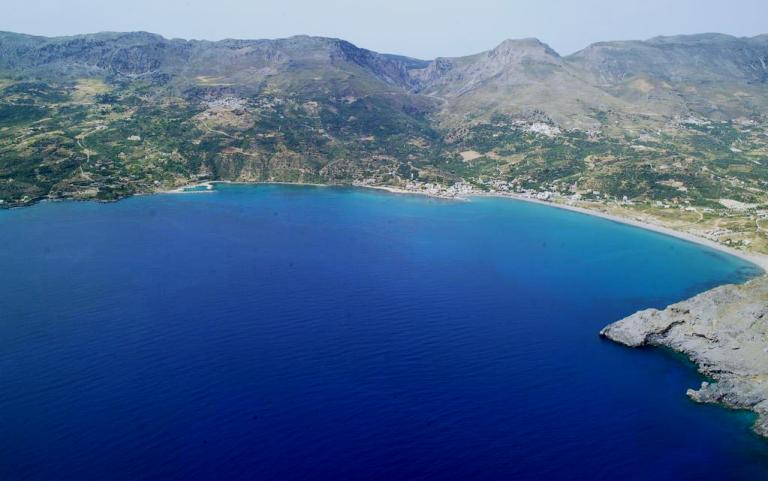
left=1, top=183, right=766, bottom=480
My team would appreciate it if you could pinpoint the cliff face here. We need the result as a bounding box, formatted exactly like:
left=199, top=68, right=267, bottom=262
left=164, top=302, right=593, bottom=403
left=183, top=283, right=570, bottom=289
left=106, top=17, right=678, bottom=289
left=601, top=275, right=768, bottom=436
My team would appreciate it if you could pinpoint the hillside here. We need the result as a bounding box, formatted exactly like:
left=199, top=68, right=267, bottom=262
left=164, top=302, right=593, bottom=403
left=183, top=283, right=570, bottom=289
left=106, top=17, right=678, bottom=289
left=1, top=30, right=767, bottom=252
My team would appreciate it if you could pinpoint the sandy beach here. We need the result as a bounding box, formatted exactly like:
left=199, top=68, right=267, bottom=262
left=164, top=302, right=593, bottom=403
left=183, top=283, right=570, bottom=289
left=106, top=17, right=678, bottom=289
left=360, top=185, right=768, bottom=271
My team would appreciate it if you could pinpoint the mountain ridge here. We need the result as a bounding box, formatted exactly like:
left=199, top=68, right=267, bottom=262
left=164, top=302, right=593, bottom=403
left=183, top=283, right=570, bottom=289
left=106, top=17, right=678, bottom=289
left=5, top=29, right=766, bottom=58
left=3, top=30, right=767, bottom=123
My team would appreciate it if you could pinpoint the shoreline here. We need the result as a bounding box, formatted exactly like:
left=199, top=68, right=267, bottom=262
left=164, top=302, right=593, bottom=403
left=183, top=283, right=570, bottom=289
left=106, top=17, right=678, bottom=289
left=167, top=180, right=768, bottom=273
left=473, top=192, right=768, bottom=273
left=600, top=275, right=768, bottom=438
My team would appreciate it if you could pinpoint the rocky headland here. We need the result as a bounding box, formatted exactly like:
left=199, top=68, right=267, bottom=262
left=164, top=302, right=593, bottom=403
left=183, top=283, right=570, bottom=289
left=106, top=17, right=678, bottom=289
left=601, top=275, right=768, bottom=437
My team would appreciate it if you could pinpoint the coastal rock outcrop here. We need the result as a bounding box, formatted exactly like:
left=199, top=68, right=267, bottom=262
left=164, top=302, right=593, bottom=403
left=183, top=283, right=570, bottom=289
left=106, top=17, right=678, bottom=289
left=600, top=275, right=768, bottom=436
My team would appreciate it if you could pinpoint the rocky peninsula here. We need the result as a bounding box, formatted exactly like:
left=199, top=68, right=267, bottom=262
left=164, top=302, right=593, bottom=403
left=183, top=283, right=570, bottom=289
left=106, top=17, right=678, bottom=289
left=601, top=275, right=768, bottom=437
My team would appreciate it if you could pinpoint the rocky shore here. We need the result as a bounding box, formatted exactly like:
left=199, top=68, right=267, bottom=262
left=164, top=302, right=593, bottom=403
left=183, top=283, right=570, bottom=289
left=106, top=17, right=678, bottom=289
left=600, top=275, right=768, bottom=437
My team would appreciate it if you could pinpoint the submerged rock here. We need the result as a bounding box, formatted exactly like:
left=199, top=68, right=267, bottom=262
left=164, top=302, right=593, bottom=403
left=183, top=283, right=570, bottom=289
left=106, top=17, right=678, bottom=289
left=600, top=275, right=768, bottom=437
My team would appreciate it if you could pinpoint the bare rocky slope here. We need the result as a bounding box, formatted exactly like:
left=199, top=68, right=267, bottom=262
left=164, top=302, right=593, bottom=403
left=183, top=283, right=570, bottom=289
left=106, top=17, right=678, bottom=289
left=601, top=274, right=768, bottom=437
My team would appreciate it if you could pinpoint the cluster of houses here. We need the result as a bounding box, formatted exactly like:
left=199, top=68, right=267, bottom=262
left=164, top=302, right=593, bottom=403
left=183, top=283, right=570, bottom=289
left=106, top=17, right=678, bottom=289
left=397, top=181, right=477, bottom=198
left=205, top=96, right=247, bottom=111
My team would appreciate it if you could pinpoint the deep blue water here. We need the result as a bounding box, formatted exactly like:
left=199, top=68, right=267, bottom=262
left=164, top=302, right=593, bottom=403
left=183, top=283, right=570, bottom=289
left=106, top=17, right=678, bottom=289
left=1, top=184, right=766, bottom=481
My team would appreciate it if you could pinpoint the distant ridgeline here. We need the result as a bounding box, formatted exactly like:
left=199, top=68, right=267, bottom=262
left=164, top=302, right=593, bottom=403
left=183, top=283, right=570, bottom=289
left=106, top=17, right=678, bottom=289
left=1, top=30, right=768, bottom=207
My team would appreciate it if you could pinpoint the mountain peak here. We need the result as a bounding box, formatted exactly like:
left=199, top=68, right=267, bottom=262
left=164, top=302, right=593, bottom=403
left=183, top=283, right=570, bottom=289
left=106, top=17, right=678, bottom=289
left=490, top=38, right=560, bottom=59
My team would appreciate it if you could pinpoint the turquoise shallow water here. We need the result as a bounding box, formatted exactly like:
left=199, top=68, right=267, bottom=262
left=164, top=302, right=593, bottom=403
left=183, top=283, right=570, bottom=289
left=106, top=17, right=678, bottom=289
left=0, top=184, right=766, bottom=480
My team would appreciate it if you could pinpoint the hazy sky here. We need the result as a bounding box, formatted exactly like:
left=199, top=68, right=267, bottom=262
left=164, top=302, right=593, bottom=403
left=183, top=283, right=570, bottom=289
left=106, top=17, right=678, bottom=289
left=2, top=0, right=767, bottom=58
